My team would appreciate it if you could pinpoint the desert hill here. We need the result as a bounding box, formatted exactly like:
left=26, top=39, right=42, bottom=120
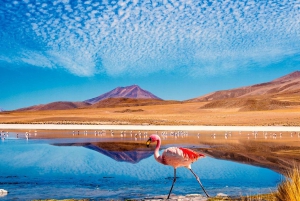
left=272, top=70, right=300, bottom=82
left=200, top=96, right=300, bottom=111
left=85, top=84, right=162, bottom=104
left=15, top=98, right=178, bottom=112
left=11, top=71, right=300, bottom=113
left=16, top=101, right=91, bottom=111
left=189, top=71, right=300, bottom=111
left=15, top=85, right=166, bottom=111
left=190, top=71, right=300, bottom=102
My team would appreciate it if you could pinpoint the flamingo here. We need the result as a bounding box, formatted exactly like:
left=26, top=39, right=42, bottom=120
left=146, top=134, right=209, bottom=199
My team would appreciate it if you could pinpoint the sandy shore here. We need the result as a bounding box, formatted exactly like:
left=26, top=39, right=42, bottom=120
left=0, top=123, right=300, bottom=131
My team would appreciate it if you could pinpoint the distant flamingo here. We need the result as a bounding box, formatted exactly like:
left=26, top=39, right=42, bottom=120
left=146, top=134, right=209, bottom=199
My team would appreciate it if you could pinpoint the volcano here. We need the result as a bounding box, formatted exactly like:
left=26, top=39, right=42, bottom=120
left=85, top=85, right=162, bottom=104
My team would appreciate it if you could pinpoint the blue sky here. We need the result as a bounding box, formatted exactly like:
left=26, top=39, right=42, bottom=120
left=0, top=0, right=299, bottom=110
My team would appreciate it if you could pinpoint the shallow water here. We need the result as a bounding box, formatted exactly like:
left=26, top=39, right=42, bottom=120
left=0, top=132, right=283, bottom=200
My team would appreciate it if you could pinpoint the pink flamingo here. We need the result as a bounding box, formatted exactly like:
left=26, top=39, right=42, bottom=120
left=146, top=134, right=209, bottom=199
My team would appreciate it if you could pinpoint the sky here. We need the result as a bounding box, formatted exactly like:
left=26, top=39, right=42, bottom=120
left=0, top=0, right=299, bottom=110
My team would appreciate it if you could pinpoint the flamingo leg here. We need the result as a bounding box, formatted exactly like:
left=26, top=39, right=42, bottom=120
left=167, top=168, right=177, bottom=199
left=189, top=168, right=210, bottom=197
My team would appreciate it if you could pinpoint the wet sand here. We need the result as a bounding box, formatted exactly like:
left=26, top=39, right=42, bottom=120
left=1, top=123, right=300, bottom=132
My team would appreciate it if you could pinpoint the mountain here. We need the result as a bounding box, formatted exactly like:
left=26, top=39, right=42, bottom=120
left=272, top=71, right=300, bottom=82
left=14, top=85, right=164, bottom=111
left=0, top=108, right=4, bottom=112
left=16, top=101, right=91, bottom=111
left=12, top=72, right=300, bottom=112
left=189, top=71, right=300, bottom=102
left=85, top=85, right=162, bottom=104
left=189, top=71, right=300, bottom=111
left=14, top=87, right=174, bottom=112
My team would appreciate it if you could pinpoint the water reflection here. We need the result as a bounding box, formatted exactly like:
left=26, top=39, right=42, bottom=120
left=0, top=134, right=283, bottom=200
left=53, top=142, right=153, bottom=163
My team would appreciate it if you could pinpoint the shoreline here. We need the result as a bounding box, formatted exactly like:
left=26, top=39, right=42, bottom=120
left=0, top=123, right=300, bottom=131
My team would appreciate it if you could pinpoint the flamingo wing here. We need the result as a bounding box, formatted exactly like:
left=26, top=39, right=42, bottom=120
left=179, top=147, right=205, bottom=160
left=161, top=147, right=205, bottom=168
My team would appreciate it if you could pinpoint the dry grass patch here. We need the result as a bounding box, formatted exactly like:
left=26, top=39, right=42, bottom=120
left=275, top=166, right=300, bottom=201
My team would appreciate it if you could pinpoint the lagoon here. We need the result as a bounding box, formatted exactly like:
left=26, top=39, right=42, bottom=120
left=0, top=130, right=287, bottom=200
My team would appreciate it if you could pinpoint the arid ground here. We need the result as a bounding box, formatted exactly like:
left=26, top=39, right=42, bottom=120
left=1, top=101, right=300, bottom=126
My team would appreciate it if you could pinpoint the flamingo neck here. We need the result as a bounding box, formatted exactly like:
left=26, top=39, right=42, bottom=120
left=154, top=138, right=163, bottom=163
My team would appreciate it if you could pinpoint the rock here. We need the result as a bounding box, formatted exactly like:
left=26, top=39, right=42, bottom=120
left=143, top=194, right=208, bottom=201
left=216, top=193, right=228, bottom=197
left=185, top=194, right=203, bottom=197
left=0, top=189, right=8, bottom=197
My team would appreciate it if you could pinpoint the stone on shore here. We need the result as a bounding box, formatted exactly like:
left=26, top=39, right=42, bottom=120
left=216, top=193, right=228, bottom=197
left=143, top=194, right=208, bottom=201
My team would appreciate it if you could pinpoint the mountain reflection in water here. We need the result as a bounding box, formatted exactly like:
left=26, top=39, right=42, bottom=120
left=195, top=140, right=300, bottom=175
left=53, top=142, right=153, bottom=163
left=52, top=139, right=300, bottom=175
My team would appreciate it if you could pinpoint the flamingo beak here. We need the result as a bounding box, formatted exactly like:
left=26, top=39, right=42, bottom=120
left=146, top=138, right=151, bottom=147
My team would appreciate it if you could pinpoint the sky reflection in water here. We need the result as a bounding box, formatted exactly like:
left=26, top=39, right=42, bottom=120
left=0, top=136, right=282, bottom=200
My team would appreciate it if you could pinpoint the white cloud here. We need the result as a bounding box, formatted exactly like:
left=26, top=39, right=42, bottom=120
left=20, top=50, right=54, bottom=68
left=46, top=50, right=97, bottom=76
left=0, top=0, right=299, bottom=77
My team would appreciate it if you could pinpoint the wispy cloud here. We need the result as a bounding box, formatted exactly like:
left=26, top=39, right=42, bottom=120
left=0, top=0, right=299, bottom=77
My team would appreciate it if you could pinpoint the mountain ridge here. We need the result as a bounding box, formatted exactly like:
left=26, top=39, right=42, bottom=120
left=15, top=85, right=167, bottom=111
left=85, top=85, right=162, bottom=104
left=16, top=101, right=91, bottom=111
left=189, top=71, right=300, bottom=102
left=12, top=71, right=300, bottom=112
left=271, top=71, right=300, bottom=83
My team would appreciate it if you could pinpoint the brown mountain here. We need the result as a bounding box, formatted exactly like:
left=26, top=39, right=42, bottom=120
left=85, top=85, right=162, bottom=104
left=14, top=85, right=164, bottom=111
left=13, top=72, right=300, bottom=112
left=190, top=71, right=300, bottom=111
left=15, top=98, right=177, bottom=111
left=190, top=71, right=300, bottom=102
left=16, top=101, right=91, bottom=111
